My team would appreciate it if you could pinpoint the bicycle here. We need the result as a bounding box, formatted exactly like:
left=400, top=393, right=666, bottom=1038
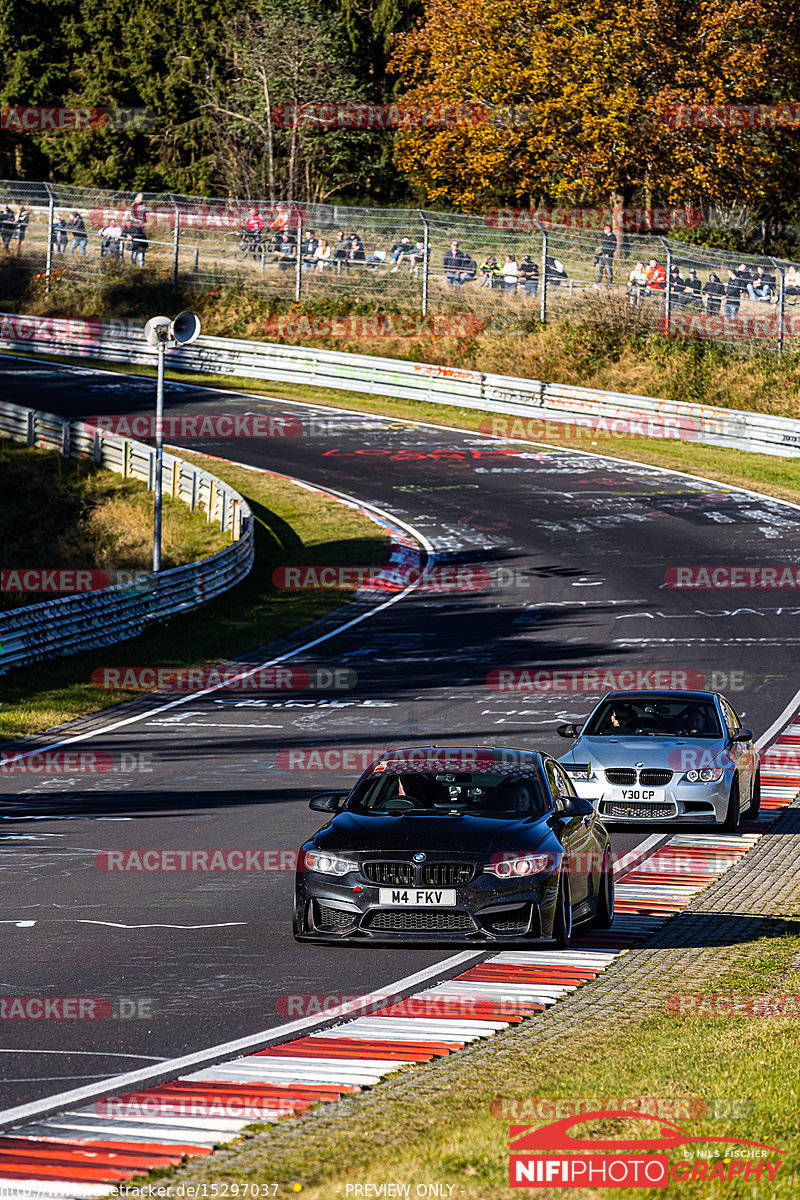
left=234, top=229, right=264, bottom=263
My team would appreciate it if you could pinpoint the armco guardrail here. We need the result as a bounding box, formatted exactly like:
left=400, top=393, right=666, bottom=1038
left=2, top=312, right=799, bottom=457
left=0, top=397, right=254, bottom=674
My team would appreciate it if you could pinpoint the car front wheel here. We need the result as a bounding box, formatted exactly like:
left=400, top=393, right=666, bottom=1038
left=722, top=778, right=741, bottom=833
left=552, top=871, right=572, bottom=947
left=592, top=851, right=615, bottom=928
left=747, top=771, right=761, bottom=819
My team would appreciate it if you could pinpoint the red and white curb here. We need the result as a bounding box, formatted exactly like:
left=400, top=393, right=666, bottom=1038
left=0, top=727, right=795, bottom=1193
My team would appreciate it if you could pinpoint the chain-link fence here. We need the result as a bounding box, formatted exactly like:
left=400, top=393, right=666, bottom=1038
left=1, top=179, right=798, bottom=353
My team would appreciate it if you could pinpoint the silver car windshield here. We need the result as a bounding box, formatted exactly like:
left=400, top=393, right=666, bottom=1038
left=582, top=698, right=722, bottom=739
left=347, top=771, right=546, bottom=817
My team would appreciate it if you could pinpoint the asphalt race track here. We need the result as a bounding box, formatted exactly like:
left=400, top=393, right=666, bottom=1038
left=1, top=355, right=798, bottom=1112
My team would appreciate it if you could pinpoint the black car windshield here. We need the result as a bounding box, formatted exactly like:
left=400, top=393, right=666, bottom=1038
left=582, top=697, right=722, bottom=738
left=346, top=771, right=546, bottom=817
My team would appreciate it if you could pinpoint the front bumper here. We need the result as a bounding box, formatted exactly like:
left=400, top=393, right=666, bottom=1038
left=294, top=872, right=558, bottom=942
left=571, top=778, right=731, bottom=824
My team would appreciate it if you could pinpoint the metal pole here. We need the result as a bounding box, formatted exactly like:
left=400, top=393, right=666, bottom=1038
left=659, top=235, right=672, bottom=334
left=153, top=340, right=165, bottom=572
left=171, top=197, right=180, bottom=293
left=419, top=211, right=430, bottom=316
left=295, top=217, right=303, bottom=302
left=540, top=227, right=548, bottom=325
left=44, top=185, right=55, bottom=294
left=770, top=257, right=785, bottom=354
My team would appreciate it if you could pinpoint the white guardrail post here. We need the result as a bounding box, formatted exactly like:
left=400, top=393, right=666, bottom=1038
left=0, top=396, right=254, bottom=675
left=1, top=312, right=800, bottom=462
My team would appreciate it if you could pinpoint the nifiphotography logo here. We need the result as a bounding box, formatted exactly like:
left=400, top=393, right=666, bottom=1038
left=508, top=1110, right=784, bottom=1188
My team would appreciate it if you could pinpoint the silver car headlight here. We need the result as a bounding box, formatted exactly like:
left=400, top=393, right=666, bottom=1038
left=679, top=768, right=724, bottom=783
left=304, top=850, right=358, bottom=876
left=562, top=762, right=594, bottom=783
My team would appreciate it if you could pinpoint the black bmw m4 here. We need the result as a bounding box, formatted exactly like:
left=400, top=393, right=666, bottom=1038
left=293, top=747, right=614, bottom=944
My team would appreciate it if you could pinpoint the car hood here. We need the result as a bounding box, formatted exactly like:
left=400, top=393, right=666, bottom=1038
left=309, top=811, right=551, bottom=855
left=560, top=735, right=728, bottom=771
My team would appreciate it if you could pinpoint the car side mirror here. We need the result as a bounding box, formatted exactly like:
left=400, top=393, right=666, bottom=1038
left=558, top=794, right=594, bottom=818
left=309, top=792, right=345, bottom=812
left=557, top=723, right=580, bottom=739
left=732, top=728, right=754, bottom=743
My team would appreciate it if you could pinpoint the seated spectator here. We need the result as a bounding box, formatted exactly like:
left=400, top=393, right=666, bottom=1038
left=645, top=258, right=666, bottom=292
left=735, top=262, right=754, bottom=287
left=365, top=249, right=387, bottom=269
left=519, top=255, right=539, bottom=297
left=52, top=212, right=69, bottom=255
left=627, top=261, right=648, bottom=305
left=746, top=264, right=775, bottom=303
left=702, top=272, right=724, bottom=314
left=544, top=254, right=568, bottom=286
left=313, top=238, right=332, bottom=271
left=784, top=265, right=800, bottom=302
left=390, top=236, right=413, bottom=266
left=0, top=203, right=15, bottom=251
left=276, top=233, right=296, bottom=271
left=501, top=253, right=518, bottom=293
left=480, top=254, right=500, bottom=288
left=67, top=211, right=87, bottom=256
left=409, top=239, right=428, bottom=275
left=724, top=268, right=743, bottom=316
left=14, top=206, right=30, bottom=251
left=301, top=230, right=319, bottom=270
left=680, top=269, right=702, bottom=308
left=332, top=230, right=348, bottom=267
left=100, top=216, right=123, bottom=258
left=346, top=233, right=365, bottom=265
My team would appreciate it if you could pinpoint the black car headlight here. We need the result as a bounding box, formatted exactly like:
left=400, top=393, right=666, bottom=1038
left=485, top=852, right=554, bottom=879
left=679, top=768, right=724, bottom=783
left=304, top=850, right=358, bottom=876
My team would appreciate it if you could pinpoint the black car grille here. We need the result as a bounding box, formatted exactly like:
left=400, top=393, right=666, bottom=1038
left=315, top=903, right=357, bottom=932
left=362, top=860, right=477, bottom=886
left=604, top=801, right=675, bottom=819
left=421, top=862, right=478, bottom=886
left=639, top=769, right=673, bottom=786
left=362, top=861, right=416, bottom=886
left=367, top=910, right=475, bottom=932
left=605, top=768, right=637, bottom=785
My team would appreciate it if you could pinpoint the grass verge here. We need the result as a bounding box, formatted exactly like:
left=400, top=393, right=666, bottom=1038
left=0, top=452, right=389, bottom=742
left=129, top=926, right=800, bottom=1198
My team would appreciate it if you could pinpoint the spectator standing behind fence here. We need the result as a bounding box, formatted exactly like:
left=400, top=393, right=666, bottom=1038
left=645, top=258, right=666, bottom=292
left=100, top=216, right=123, bottom=258
left=627, top=261, right=647, bottom=305
left=501, top=253, right=518, bottom=293
left=125, top=220, right=147, bottom=267
left=52, top=212, right=68, bottom=254
left=67, top=211, right=87, bottom=256
left=480, top=254, right=500, bottom=288
left=668, top=263, right=684, bottom=301
left=519, top=255, right=539, bottom=297
left=0, top=203, right=14, bottom=251
left=680, top=269, right=702, bottom=308
left=269, top=204, right=290, bottom=242
left=129, top=193, right=147, bottom=226
left=746, top=265, right=776, bottom=303
left=313, top=238, right=331, bottom=271
left=593, top=223, right=617, bottom=288
left=244, top=207, right=264, bottom=253
left=14, top=206, right=29, bottom=252
left=724, top=268, right=743, bottom=317
left=702, top=272, right=724, bottom=314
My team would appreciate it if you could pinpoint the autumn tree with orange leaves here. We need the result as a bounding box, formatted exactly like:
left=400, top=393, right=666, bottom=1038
left=390, top=0, right=800, bottom=211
